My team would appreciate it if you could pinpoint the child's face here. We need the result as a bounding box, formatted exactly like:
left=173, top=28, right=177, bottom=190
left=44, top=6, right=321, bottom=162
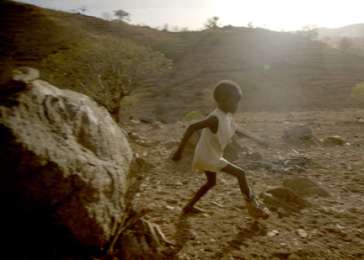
left=218, top=94, right=241, bottom=113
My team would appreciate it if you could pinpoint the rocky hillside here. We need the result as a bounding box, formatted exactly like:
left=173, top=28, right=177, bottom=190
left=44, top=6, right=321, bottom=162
left=2, top=1, right=364, bottom=123
left=317, top=24, right=364, bottom=58
left=0, top=0, right=173, bottom=114
left=144, top=27, right=364, bottom=122
left=318, top=24, right=364, bottom=39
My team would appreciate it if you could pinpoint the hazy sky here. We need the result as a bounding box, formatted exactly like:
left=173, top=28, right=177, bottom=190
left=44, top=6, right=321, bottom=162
left=18, top=0, right=364, bottom=31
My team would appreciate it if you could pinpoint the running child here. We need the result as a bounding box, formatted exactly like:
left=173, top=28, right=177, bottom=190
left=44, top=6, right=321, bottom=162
left=172, top=80, right=270, bottom=219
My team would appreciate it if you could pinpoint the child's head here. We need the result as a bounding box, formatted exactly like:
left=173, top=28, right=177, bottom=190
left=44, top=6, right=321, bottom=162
left=213, top=80, right=242, bottom=113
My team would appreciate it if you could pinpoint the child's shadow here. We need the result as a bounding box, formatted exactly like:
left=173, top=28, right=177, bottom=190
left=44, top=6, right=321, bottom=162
left=173, top=214, right=194, bottom=253
left=213, top=221, right=267, bottom=259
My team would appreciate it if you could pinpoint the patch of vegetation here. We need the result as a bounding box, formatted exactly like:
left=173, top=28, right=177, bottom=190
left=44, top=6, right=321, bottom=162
left=183, top=110, right=203, bottom=121
left=41, top=37, right=172, bottom=113
left=351, top=82, right=364, bottom=104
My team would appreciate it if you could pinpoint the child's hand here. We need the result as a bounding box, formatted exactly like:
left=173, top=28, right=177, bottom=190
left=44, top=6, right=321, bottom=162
left=172, top=149, right=182, bottom=161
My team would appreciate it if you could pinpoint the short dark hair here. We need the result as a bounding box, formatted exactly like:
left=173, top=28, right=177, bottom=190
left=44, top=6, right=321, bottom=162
left=213, top=80, right=242, bottom=103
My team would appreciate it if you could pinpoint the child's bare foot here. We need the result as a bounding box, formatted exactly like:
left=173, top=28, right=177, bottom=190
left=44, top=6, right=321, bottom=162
left=182, top=206, right=205, bottom=214
left=246, top=195, right=270, bottom=220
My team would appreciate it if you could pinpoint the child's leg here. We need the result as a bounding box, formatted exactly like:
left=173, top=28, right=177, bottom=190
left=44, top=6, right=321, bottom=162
left=183, top=171, right=216, bottom=213
left=221, top=163, right=269, bottom=219
left=221, top=163, right=251, bottom=199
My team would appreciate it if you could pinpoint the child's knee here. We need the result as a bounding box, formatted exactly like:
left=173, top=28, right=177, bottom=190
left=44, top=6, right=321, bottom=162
left=224, top=163, right=245, bottom=176
left=231, top=167, right=245, bottom=178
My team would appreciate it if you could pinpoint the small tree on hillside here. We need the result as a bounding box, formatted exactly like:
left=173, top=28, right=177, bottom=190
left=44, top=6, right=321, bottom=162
left=113, top=9, right=130, bottom=21
left=78, top=6, right=87, bottom=14
left=205, top=16, right=220, bottom=30
left=247, top=22, right=254, bottom=29
left=298, top=25, right=318, bottom=41
left=162, top=23, right=169, bottom=32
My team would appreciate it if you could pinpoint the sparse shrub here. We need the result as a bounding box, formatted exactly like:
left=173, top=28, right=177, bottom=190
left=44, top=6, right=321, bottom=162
left=183, top=111, right=203, bottom=121
left=41, top=37, right=172, bottom=113
left=247, top=22, right=254, bottom=29
left=162, top=23, right=169, bottom=32
left=204, top=16, right=220, bottom=30
left=296, top=25, right=318, bottom=41
left=152, top=37, right=184, bottom=60
left=351, top=82, right=364, bottom=104
left=114, top=9, right=130, bottom=21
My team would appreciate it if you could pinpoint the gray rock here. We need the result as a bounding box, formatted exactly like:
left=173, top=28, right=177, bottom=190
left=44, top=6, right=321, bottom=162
left=261, top=187, right=311, bottom=216
left=322, top=135, right=345, bottom=146
left=0, top=69, right=133, bottom=249
left=282, top=125, right=317, bottom=144
left=283, top=177, right=330, bottom=197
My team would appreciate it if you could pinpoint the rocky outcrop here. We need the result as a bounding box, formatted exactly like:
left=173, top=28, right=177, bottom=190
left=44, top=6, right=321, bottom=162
left=0, top=68, right=133, bottom=252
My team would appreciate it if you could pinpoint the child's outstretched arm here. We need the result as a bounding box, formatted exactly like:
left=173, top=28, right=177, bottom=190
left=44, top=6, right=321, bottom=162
left=236, top=129, right=269, bottom=147
left=172, top=116, right=218, bottom=161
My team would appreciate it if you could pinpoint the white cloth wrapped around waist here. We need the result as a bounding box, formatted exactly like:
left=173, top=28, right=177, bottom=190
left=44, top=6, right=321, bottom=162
left=192, top=108, right=236, bottom=173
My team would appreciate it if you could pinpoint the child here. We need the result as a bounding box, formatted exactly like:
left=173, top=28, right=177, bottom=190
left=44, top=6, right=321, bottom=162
left=172, top=80, right=270, bottom=219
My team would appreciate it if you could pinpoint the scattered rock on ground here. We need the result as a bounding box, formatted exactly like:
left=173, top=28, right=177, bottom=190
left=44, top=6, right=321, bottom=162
left=246, top=151, right=263, bottom=161
left=283, top=177, right=330, bottom=197
left=322, top=135, right=346, bottom=146
left=282, top=125, right=317, bottom=144
left=247, top=155, right=312, bottom=173
left=296, top=228, right=308, bottom=238
left=261, top=187, right=311, bottom=216
left=267, top=230, right=280, bottom=237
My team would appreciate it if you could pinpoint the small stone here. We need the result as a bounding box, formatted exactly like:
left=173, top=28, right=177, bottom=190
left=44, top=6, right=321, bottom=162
left=297, top=229, right=308, bottom=238
left=356, top=118, right=364, bottom=124
left=248, top=151, right=263, bottom=161
left=165, top=205, right=175, bottom=211
left=130, top=119, right=141, bottom=124
left=267, top=230, right=279, bottom=237
left=211, top=201, right=224, bottom=208
left=323, top=135, right=345, bottom=146
left=166, top=198, right=178, bottom=204
left=288, top=253, right=301, bottom=260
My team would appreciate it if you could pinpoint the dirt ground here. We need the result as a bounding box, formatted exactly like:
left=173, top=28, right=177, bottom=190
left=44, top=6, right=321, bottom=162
left=122, top=109, right=364, bottom=260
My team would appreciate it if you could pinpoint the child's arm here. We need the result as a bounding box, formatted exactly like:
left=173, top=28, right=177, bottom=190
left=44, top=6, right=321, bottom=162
left=236, top=129, right=269, bottom=147
left=172, top=116, right=218, bottom=161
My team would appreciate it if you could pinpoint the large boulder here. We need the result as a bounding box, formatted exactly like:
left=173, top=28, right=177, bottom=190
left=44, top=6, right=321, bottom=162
left=0, top=68, right=133, bottom=253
